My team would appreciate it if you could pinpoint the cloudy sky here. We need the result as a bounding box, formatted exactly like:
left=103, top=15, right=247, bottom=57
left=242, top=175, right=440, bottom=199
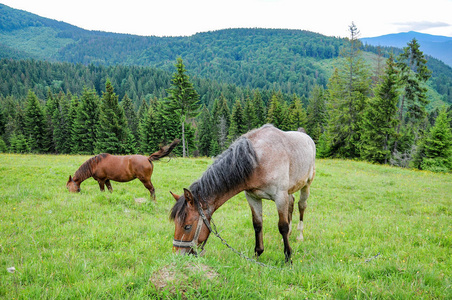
left=2, top=0, right=452, bottom=38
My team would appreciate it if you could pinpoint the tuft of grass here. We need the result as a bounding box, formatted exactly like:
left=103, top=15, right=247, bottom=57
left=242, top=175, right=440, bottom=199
left=0, top=154, right=451, bottom=299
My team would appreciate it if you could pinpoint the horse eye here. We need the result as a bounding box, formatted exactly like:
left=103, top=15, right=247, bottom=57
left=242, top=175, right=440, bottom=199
left=184, top=225, right=192, bottom=231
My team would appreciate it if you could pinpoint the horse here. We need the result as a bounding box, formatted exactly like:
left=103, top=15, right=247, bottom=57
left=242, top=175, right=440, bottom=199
left=66, top=139, right=179, bottom=201
left=170, top=124, right=315, bottom=263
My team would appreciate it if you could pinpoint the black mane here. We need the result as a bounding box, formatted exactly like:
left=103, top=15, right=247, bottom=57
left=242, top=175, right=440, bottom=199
left=170, top=137, right=257, bottom=222
left=74, top=153, right=109, bottom=181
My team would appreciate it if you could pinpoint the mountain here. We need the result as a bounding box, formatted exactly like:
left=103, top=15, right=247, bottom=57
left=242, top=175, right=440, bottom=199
left=1, top=3, right=452, bottom=107
left=361, top=31, right=452, bottom=67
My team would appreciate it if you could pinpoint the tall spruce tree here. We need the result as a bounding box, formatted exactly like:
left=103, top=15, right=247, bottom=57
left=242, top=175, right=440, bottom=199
left=72, top=88, right=100, bottom=154
left=121, top=93, right=139, bottom=140
left=266, top=92, right=286, bottom=129
left=96, top=80, right=135, bottom=154
left=24, top=90, right=48, bottom=153
left=243, top=96, right=256, bottom=131
left=52, top=92, right=72, bottom=154
left=420, top=108, right=452, bottom=172
left=360, top=54, right=399, bottom=164
left=228, top=99, right=246, bottom=141
left=197, top=105, right=213, bottom=156
left=393, top=38, right=431, bottom=153
left=286, top=94, right=307, bottom=131
left=326, top=23, right=372, bottom=158
left=252, top=90, right=267, bottom=127
left=165, top=57, right=201, bottom=157
left=306, top=85, right=327, bottom=142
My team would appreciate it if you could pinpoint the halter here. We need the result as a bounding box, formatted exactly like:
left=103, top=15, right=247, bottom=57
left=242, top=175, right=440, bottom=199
left=172, top=198, right=212, bottom=256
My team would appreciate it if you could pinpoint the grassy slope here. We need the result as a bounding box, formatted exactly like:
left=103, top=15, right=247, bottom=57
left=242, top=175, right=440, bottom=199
left=0, top=154, right=451, bottom=299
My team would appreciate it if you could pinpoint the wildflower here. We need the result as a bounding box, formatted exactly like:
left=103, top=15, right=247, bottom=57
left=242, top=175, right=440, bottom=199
left=7, top=267, right=15, bottom=273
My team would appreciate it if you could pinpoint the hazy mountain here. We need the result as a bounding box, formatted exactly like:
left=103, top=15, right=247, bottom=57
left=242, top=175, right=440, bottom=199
left=361, top=31, right=452, bottom=67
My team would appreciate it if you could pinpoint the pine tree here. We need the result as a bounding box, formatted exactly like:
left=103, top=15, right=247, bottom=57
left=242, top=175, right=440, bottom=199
left=24, top=90, right=48, bottom=153
left=393, top=38, right=431, bottom=153
left=165, top=57, right=201, bottom=157
left=211, top=95, right=230, bottom=152
left=420, top=108, right=452, bottom=172
left=266, top=92, right=286, bottom=129
left=72, top=88, right=100, bottom=154
left=360, top=54, right=399, bottom=164
left=228, top=99, right=246, bottom=141
left=96, top=80, right=135, bottom=154
left=286, top=94, right=307, bottom=131
left=44, top=89, right=58, bottom=153
left=53, top=92, right=72, bottom=154
left=243, top=96, right=256, bottom=131
left=121, top=93, right=139, bottom=140
left=306, top=85, right=327, bottom=142
left=252, top=90, right=266, bottom=127
left=326, top=23, right=372, bottom=158
left=139, top=104, right=159, bottom=153
left=197, top=105, right=213, bottom=156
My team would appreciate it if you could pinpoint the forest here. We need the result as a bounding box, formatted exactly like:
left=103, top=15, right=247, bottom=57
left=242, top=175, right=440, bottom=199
left=1, top=29, right=451, bottom=172
left=1, top=3, right=451, bottom=172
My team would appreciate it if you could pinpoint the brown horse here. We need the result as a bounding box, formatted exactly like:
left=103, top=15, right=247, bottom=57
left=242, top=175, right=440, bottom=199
left=67, top=139, right=179, bottom=201
left=170, top=125, right=315, bottom=263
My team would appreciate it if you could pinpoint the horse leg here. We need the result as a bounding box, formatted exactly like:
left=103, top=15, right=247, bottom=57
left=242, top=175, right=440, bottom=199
left=105, top=180, right=113, bottom=192
left=297, top=185, right=310, bottom=241
left=245, top=192, right=264, bottom=258
left=275, top=192, right=292, bottom=263
left=141, top=179, right=156, bottom=202
left=98, top=180, right=105, bottom=192
left=288, top=194, right=295, bottom=237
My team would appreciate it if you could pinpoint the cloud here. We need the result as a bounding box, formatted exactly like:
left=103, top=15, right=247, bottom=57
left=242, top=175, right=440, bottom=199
left=394, top=21, right=451, bottom=31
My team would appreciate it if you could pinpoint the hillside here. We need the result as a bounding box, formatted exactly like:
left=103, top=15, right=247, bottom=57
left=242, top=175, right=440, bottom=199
left=361, top=31, right=452, bottom=67
left=1, top=3, right=452, bottom=105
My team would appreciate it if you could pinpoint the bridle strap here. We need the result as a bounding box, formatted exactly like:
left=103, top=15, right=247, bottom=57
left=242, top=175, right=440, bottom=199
left=172, top=198, right=211, bottom=255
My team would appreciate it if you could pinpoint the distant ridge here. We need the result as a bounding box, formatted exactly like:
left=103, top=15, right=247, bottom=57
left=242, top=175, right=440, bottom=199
left=361, top=31, right=452, bottom=67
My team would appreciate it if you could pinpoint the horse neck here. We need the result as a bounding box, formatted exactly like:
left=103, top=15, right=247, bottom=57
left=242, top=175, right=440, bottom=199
left=73, top=165, right=93, bottom=184
left=206, top=183, right=247, bottom=213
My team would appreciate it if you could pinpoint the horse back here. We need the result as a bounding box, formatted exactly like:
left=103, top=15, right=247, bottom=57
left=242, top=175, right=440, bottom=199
left=246, top=125, right=315, bottom=193
left=93, top=154, right=152, bottom=182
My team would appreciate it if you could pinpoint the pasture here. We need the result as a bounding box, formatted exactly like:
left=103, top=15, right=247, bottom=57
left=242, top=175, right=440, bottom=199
left=0, top=154, right=451, bottom=299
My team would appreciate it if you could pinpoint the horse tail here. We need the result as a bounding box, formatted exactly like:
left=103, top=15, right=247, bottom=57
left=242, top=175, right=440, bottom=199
left=148, top=139, right=180, bottom=162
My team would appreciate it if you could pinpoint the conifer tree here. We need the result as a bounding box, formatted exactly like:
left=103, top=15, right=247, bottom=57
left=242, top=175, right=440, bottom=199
left=211, top=95, right=230, bottom=152
left=197, top=105, right=213, bottom=156
left=266, top=92, right=286, bottom=128
left=252, top=90, right=266, bottom=127
left=360, top=54, right=399, bottom=164
left=420, top=108, right=452, bottom=172
left=286, top=94, right=307, bottom=131
left=393, top=38, right=431, bottom=153
left=306, top=85, right=327, bottom=142
left=243, top=96, right=256, bottom=131
left=165, top=57, right=201, bottom=157
left=24, top=90, right=48, bottom=153
left=72, top=88, right=100, bottom=154
left=229, top=99, right=246, bottom=141
left=139, top=105, right=159, bottom=153
left=96, top=80, right=135, bottom=154
left=326, top=23, right=371, bottom=158
left=121, top=93, right=139, bottom=138
left=44, top=89, right=58, bottom=153
left=52, top=92, right=72, bottom=154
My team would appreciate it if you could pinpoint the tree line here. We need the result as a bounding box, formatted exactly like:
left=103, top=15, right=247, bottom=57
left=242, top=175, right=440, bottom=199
left=1, top=25, right=451, bottom=172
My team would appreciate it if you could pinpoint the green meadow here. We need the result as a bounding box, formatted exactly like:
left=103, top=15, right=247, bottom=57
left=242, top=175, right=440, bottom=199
left=0, top=154, right=451, bottom=299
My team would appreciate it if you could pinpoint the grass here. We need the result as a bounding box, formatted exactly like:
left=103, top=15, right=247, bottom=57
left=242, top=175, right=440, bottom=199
left=0, top=154, right=451, bottom=299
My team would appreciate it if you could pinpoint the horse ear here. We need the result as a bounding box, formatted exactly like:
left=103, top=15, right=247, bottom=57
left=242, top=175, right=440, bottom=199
left=183, top=188, right=194, bottom=206
left=170, top=191, right=180, bottom=201
left=68, top=175, right=72, bottom=182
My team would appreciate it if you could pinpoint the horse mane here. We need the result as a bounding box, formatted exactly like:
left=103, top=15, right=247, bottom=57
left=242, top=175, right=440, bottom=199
left=170, top=137, right=257, bottom=222
left=74, top=153, right=109, bottom=182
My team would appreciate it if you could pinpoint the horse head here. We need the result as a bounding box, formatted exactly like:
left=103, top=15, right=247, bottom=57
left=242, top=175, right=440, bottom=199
left=170, top=188, right=211, bottom=256
left=66, top=175, right=81, bottom=193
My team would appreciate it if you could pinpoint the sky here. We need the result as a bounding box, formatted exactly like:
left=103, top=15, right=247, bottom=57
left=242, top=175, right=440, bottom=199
left=2, top=0, right=452, bottom=38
